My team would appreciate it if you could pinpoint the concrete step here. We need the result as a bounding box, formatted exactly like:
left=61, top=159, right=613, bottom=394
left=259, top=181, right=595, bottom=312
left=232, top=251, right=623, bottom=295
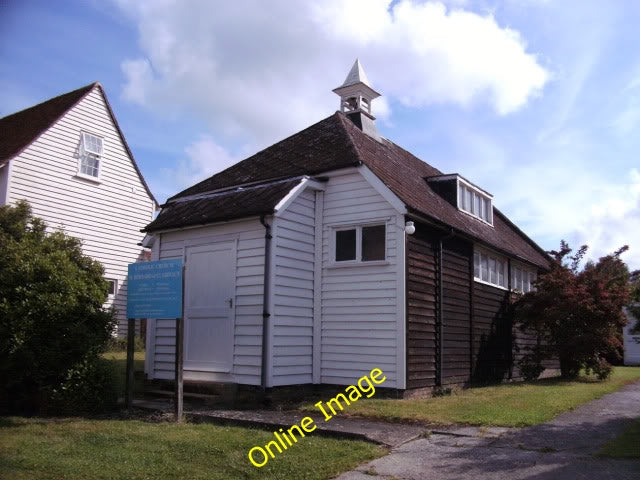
left=143, top=388, right=222, bottom=406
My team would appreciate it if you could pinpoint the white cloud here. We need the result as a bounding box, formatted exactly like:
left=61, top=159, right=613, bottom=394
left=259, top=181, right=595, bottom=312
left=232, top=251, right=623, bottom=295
left=571, top=168, right=640, bottom=269
left=493, top=163, right=640, bottom=270
left=151, top=136, right=238, bottom=201
left=115, top=0, right=548, bottom=144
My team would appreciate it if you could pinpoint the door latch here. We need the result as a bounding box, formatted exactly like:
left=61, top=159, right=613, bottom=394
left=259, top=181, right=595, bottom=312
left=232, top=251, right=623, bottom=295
left=226, top=297, right=233, bottom=308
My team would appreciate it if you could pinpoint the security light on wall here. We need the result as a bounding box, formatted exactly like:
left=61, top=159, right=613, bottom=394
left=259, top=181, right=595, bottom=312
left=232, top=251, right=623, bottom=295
left=405, top=221, right=415, bottom=235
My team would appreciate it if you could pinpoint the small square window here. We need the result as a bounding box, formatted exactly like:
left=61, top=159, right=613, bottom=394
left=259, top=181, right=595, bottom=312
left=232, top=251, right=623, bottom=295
left=80, top=154, right=100, bottom=177
left=362, top=225, right=385, bottom=261
left=457, top=180, right=493, bottom=225
left=335, top=229, right=356, bottom=262
left=106, top=279, right=117, bottom=297
left=474, top=248, right=510, bottom=290
left=81, top=132, right=103, bottom=156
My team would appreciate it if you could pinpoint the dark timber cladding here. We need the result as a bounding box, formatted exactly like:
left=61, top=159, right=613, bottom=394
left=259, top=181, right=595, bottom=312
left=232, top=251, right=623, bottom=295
left=441, top=237, right=472, bottom=386
left=472, top=282, right=512, bottom=383
left=406, top=228, right=438, bottom=389
left=405, top=220, right=557, bottom=389
left=406, top=229, right=474, bottom=388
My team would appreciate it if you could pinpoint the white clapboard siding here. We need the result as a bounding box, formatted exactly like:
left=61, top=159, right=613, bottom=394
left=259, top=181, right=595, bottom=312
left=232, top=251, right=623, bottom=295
left=148, top=219, right=265, bottom=386
left=320, top=171, right=402, bottom=388
left=271, top=189, right=316, bottom=386
left=624, top=307, right=640, bottom=365
left=6, top=87, right=156, bottom=336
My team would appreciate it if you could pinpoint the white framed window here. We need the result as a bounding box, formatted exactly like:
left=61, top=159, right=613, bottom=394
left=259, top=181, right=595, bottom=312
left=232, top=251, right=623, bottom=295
left=332, top=223, right=386, bottom=264
left=77, top=132, right=103, bottom=179
left=511, top=264, right=537, bottom=293
left=106, top=278, right=117, bottom=299
left=474, top=248, right=507, bottom=289
left=457, top=178, right=493, bottom=225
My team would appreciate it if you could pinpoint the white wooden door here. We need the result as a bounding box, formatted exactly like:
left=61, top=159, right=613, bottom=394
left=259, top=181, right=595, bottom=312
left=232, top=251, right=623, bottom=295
left=184, top=241, right=236, bottom=372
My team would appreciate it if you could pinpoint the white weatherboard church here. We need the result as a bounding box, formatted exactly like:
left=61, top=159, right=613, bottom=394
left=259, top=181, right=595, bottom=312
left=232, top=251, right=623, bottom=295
left=0, top=83, right=159, bottom=335
left=143, top=61, right=551, bottom=392
left=144, top=61, right=406, bottom=389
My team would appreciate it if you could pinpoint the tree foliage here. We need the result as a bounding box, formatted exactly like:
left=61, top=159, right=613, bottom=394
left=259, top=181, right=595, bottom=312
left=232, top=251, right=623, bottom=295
left=513, top=241, right=631, bottom=380
left=0, top=201, right=116, bottom=414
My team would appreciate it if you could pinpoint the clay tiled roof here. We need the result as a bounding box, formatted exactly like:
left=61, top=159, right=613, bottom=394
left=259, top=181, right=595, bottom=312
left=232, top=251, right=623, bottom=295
left=145, top=178, right=302, bottom=232
left=0, top=83, right=158, bottom=207
left=0, top=84, right=95, bottom=165
left=151, top=112, right=549, bottom=268
left=169, top=115, right=361, bottom=201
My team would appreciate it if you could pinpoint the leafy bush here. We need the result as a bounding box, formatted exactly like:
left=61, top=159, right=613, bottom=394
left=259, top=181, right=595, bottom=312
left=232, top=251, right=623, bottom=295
left=585, top=356, right=613, bottom=381
left=0, top=201, right=116, bottom=414
left=48, top=355, right=119, bottom=415
left=513, top=241, right=631, bottom=381
left=519, top=346, right=546, bottom=381
left=104, top=336, right=146, bottom=352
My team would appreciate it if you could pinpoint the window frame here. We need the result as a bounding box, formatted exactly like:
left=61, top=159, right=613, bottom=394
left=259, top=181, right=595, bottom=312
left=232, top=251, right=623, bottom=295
left=76, top=131, right=104, bottom=181
left=330, top=222, right=388, bottom=266
left=457, top=178, right=493, bottom=225
left=106, top=278, right=117, bottom=299
left=511, top=262, right=537, bottom=294
left=473, top=247, right=508, bottom=290
left=474, top=247, right=538, bottom=293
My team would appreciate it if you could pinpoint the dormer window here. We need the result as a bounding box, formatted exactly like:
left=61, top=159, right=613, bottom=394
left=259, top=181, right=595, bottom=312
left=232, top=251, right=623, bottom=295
left=457, top=178, right=492, bottom=225
left=77, top=132, right=103, bottom=179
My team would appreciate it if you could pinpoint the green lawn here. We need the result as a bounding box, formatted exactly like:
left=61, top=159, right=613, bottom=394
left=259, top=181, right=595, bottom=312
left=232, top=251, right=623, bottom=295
left=101, top=350, right=145, bottom=393
left=0, top=417, right=385, bottom=480
left=599, top=419, right=640, bottom=459
left=302, top=367, right=640, bottom=427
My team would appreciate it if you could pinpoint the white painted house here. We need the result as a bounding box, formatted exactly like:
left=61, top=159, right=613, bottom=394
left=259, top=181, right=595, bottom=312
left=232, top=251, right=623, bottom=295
left=0, top=83, right=158, bottom=335
left=143, top=61, right=551, bottom=392
left=624, top=307, right=640, bottom=365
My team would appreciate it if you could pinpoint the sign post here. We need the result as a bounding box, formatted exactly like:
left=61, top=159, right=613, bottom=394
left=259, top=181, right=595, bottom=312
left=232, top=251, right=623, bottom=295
left=126, top=259, right=184, bottom=421
left=125, top=317, right=135, bottom=409
left=175, top=315, right=184, bottom=421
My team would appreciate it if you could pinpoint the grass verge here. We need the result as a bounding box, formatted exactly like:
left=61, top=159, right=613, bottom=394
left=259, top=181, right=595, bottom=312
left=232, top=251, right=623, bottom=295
left=301, top=367, right=640, bottom=427
left=0, top=416, right=385, bottom=480
left=101, top=350, right=145, bottom=393
left=598, top=419, right=640, bottom=458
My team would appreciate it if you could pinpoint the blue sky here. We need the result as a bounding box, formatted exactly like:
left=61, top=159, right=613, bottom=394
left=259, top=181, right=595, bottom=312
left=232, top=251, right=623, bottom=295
left=1, top=0, right=639, bottom=269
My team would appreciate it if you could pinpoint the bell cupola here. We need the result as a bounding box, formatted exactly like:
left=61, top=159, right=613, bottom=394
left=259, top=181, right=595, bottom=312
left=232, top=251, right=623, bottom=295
left=333, top=59, right=381, bottom=140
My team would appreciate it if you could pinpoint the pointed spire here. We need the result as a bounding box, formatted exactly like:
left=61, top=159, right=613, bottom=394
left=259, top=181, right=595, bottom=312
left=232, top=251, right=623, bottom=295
left=333, top=59, right=380, bottom=100
left=338, top=59, right=372, bottom=89
left=332, top=59, right=381, bottom=141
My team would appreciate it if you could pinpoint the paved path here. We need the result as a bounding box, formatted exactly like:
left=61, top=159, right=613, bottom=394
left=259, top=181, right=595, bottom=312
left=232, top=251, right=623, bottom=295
left=134, top=399, right=427, bottom=446
left=336, top=381, right=640, bottom=480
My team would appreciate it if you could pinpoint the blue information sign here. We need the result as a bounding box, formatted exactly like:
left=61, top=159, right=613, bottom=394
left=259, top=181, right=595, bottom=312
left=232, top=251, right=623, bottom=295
left=127, top=259, right=183, bottom=319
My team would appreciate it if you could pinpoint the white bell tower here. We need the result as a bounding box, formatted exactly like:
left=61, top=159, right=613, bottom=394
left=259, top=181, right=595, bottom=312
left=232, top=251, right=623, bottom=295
left=333, top=60, right=381, bottom=140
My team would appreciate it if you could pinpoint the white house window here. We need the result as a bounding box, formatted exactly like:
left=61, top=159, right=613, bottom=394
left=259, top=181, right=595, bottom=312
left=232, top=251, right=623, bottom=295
left=511, top=264, right=537, bottom=293
left=336, top=229, right=357, bottom=261
left=334, top=224, right=386, bottom=263
left=78, top=132, right=103, bottom=178
left=458, top=179, right=492, bottom=225
left=106, top=278, right=117, bottom=298
left=474, top=249, right=507, bottom=289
